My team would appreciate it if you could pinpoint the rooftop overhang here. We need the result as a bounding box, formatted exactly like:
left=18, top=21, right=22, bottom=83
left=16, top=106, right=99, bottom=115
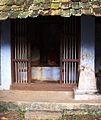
left=0, top=0, right=101, bottom=20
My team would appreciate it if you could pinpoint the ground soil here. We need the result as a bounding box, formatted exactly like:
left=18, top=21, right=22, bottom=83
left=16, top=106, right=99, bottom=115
left=65, top=115, right=101, bottom=120
left=0, top=112, right=20, bottom=120
left=0, top=112, right=101, bottom=120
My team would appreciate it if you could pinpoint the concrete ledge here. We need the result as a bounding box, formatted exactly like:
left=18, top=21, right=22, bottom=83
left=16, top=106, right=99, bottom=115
left=74, top=89, right=100, bottom=100
left=75, top=94, right=101, bottom=100
left=74, top=89, right=101, bottom=100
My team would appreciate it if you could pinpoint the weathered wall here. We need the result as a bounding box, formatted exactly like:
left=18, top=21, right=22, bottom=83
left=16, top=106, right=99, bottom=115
left=0, top=20, right=11, bottom=90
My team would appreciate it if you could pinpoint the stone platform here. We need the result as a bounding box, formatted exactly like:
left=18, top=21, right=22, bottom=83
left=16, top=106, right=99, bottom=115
left=0, top=90, right=101, bottom=120
left=0, top=90, right=74, bottom=102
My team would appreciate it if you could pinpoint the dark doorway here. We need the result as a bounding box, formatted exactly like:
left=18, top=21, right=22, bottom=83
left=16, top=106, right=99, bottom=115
left=11, top=16, right=80, bottom=85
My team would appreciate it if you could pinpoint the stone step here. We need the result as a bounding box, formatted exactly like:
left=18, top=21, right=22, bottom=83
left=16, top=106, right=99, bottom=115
left=0, top=90, right=74, bottom=102
left=23, top=102, right=101, bottom=120
left=0, top=100, right=101, bottom=120
left=25, top=111, right=62, bottom=120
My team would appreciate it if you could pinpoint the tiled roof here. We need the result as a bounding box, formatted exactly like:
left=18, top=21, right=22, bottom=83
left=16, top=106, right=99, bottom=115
left=0, top=0, right=100, bottom=20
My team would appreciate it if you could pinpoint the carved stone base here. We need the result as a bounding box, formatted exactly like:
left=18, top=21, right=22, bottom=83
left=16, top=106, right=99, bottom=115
left=74, top=89, right=100, bottom=100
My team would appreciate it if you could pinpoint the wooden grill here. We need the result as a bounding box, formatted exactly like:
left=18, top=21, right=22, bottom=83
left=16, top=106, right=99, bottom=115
left=60, top=17, right=80, bottom=84
left=11, top=19, right=31, bottom=83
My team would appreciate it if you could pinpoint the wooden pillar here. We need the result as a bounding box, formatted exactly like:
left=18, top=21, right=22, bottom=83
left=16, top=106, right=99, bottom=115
left=75, top=15, right=98, bottom=100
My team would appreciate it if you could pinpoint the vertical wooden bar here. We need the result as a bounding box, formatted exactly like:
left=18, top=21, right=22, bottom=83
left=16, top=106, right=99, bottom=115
left=63, top=34, right=65, bottom=83
left=24, top=20, right=27, bottom=83
left=15, top=21, right=18, bottom=83
left=60, top=35, right=63, bottom=84
left=66, top=18, right=68, bottom=84
left=18, top=20, right=21, bottom=83
left=69, top=18, right=71, bottom=84
left=22, top=20, right=24, bottom=83
left=14, top=21, right=17, bottom=83
left=19, top=20, right=22, bottom=83
left=28, top=19, right=31, bottom=83
left=77, top=17, right=81, bottom=83
left=74, top=18, right=77, bottom=83
left=71, top=17, right=73, bottom=84
left=11, top=20, right=15, bottom=84
left=25, top=20, right=28, bottom=83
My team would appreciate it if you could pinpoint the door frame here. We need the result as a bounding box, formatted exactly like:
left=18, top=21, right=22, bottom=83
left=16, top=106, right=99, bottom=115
left=10, top=16, right=80, bottom=90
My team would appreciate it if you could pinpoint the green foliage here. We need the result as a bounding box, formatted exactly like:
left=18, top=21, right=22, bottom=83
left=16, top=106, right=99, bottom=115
left=58, top=110, right=67, bottom=120
left=0, top=102, right=26, bottom=120
left=18, top=108, right=26, bottom=120
left=0, top=104, right=8, bottom=113
left=58, top=109, right=101, bottom=120
left=87, top=110, right=101, bottom=117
